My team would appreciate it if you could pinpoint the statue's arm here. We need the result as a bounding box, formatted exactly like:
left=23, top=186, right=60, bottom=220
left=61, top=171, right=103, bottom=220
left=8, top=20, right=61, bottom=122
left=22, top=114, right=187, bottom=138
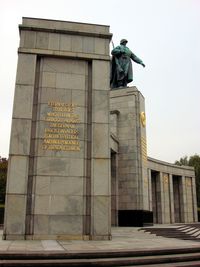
left=131, top=53, right=145, bottom=67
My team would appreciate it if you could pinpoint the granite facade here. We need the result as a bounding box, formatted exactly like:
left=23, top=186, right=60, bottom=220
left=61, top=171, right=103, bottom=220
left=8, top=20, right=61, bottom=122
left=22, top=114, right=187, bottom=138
left=109, top=87, right=197, bottom=226
left=4, top=17, right=112, bottom=240
left=148, top=158, right=198, bottom=224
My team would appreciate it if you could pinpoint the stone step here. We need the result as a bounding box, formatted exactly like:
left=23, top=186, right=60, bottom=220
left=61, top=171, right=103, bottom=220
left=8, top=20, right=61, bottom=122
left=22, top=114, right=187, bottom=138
left=1, top=247, right=200, bottom=266
left=181, top=227, right=196, bottom=233
left=1, top=251, right=200, bottom=266
left=142, top=227, right=200, bottom=241
left=192, top=231, right=200, bottom=237
left=131, top=261, right=200, bottom=267
left=185, top=229, right=200, bottom=234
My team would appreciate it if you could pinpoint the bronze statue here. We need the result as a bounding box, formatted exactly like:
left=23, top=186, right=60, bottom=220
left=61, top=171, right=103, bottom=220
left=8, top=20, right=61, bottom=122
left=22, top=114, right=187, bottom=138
left=110, top=39, right=145, bottom=89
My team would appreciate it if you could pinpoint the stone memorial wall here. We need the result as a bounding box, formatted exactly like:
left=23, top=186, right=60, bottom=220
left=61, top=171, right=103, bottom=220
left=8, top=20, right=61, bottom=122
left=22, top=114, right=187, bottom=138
left=3, top=17, right=112, bottom=240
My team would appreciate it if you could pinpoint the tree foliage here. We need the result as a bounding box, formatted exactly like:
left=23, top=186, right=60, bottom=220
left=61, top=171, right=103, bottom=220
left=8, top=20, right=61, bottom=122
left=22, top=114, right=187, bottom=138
left=175, top=156, right=189, bottom=166
left=0, top=157, right=8, bottom=204
left=175, top=154, right=200, bottom=207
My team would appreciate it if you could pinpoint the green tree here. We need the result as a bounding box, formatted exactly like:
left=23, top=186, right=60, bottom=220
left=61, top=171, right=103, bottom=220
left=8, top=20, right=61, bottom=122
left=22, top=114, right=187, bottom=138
left=174, top=156, right=189, bottom=166
left=189, top=155, right=200, bottom=207
left=0, top=157, right=8, bottom=205
left=175, top=154, right=200, bottom=207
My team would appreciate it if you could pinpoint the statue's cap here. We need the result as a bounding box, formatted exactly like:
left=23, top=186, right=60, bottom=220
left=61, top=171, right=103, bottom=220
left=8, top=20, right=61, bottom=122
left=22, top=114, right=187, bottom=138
left=120, top=39, right=128, bottom=44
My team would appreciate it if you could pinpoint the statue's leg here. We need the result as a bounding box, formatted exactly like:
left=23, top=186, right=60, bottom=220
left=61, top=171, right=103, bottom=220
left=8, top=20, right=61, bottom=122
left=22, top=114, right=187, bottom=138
left=122, top=79, right=127, bottom=87
left=118, top=80, right=123, bottom=87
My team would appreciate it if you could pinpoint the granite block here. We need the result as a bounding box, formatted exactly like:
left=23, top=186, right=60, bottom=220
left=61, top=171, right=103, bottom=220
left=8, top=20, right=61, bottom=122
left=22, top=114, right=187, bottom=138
left=92, top=123, right=109, bottom=158
left=48, top=33, right=60, bottom=50
left=72, top=36, right=83, bottom=52
left=50, top=177, right=84, bottom=196
left=34, top=215, right=49, bottom=235
left=7, top=156, right=29, bottom=194
left=49, top=215, right=83, bottom=235
left=60, top=34, right=71, bottom=51
left=94, top=38, right=106, bottom=55
left=34, top=157, right=70, bottom=176
left=4, top=194, right=26, bottom=235
left=92, top=158, right=110, bottom=195
left=34, top=195, right=50, bottom=215
left=69, top=158, right=85, bottom=176
left=92, top=90, right=109, bottom=123
left=56, top=73, right=85, bottom=90
left=92, top=196, right=111, bottom=236
left=83, top=36, right=94, bottom=53
left=42, top=57, right=87, bottom=75
left=9, top=119, right=32, bottom=155
left=36, top=32, right=49, bottom=49
left=35, top=176, right=51, bottom=195
left=72, top=89, right=87, bottom=107
left=92, top=60, right=109, bottom=90
left=13, top=85, right=34, bottom=119
left=50, top=195, right=84, bottom=215
left=16, top=54, right=36, bottom=85
left=23, top=30, right=36, bottom=48
left=41, top=72, right=56, bottom=88
left=39, top=88, right=72, bottom=104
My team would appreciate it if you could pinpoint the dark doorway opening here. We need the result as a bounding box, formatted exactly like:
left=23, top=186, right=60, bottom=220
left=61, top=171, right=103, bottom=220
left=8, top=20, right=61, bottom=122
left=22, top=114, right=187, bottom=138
left=173, top=175, right=182, bottom=223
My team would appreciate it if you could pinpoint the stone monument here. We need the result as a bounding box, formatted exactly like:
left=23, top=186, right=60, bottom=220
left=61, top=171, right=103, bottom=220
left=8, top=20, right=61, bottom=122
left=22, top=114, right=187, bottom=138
left=4, top=17, right=197, bottom=242
left=3, top=17, right=112, bottom=240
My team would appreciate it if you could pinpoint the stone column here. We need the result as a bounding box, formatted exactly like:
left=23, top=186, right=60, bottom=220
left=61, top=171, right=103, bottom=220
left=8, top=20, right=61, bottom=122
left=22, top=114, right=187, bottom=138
left=157, top=172, right=164, bottom=223
left=169, top=174, right=175, bottom=223
left=192, top=176, right=198, bottom=222
left=162, top=173, right=171, bottom=223
left=180, top=176, right=187, bottom=223
left=148, top=169, right=152, bottom=212
left=90, top=60, right=111, bottom=240
left=3, top=54, right=37, bottom=239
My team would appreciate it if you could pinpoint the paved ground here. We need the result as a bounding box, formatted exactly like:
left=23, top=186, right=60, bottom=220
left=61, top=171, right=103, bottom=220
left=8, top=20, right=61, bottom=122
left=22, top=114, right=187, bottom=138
left=1, top=225, right=200, bottom=252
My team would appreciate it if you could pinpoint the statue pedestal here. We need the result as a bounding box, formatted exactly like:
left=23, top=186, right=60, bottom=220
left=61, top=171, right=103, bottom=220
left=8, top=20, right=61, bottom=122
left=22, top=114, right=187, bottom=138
left=110, top=86, right=153, bottom=226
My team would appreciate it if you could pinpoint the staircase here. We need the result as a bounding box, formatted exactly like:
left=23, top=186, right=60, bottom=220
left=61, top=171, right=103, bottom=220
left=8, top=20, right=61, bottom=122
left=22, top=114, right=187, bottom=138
left=1, top=225, right=200, bottom=266
left=141, top=223, right=200, bottom=242
left=1, top=247, right=200, bottom=266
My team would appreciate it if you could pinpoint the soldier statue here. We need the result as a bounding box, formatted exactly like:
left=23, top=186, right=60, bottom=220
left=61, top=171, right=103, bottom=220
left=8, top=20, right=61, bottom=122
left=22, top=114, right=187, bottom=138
left=110, top=39, right=145, bottom=89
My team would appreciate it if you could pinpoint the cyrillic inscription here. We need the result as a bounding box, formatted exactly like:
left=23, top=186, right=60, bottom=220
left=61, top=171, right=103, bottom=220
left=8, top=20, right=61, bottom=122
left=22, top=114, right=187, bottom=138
left=42, top=101, right=80, bottom=151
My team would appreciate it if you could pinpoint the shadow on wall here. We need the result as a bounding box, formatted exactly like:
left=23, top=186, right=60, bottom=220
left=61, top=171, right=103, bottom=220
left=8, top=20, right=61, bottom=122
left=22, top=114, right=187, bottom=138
left=0, top=207, right=4, bottom=228
left=198, top=209, right=200, bottom=222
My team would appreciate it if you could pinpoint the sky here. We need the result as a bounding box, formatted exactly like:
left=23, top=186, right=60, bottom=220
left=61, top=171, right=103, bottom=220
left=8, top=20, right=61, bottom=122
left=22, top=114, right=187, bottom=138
left=0, top=0, right=200, bottom=163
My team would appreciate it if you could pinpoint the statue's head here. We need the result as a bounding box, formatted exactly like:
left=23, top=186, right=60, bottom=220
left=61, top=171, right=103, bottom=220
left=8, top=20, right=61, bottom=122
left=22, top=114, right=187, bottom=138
left=120, top=39, right=128, bottom=45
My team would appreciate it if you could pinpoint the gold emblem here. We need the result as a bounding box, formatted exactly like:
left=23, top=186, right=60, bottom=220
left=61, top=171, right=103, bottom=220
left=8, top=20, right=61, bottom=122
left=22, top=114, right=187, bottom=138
left=140, top=112, right=146, bottom=127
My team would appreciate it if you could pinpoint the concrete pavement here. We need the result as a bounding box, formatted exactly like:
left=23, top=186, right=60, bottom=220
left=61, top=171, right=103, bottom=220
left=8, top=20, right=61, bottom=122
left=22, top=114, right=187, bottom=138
left=1, top=225, right=200, bottom=252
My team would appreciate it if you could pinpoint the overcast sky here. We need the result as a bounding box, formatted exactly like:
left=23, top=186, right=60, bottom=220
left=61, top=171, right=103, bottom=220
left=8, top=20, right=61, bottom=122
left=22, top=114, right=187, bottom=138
left=0, top=0, right=200, bottom=163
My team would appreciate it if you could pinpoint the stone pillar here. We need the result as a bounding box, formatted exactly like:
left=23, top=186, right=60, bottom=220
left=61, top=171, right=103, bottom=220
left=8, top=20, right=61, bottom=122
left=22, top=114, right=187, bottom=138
left=180, top=176, right=187, bottom=223
left=4, top=17, right=112, bottom=240
left=90, top=60, right=111, bottom=240
left=192, top=176, right=198, bottom=222
left=157, top=172, right=164, bottom=223
left=148, top=169, right=152, bottom=212
left=162, top=173, right=171, bottom=223
left=169, top=174, right=175, bottom=223
left=110, top=87, right=152, bottom=226
left=185, top=176, right=197, bottom=223
left=3, top=54, right=37, bottom=239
